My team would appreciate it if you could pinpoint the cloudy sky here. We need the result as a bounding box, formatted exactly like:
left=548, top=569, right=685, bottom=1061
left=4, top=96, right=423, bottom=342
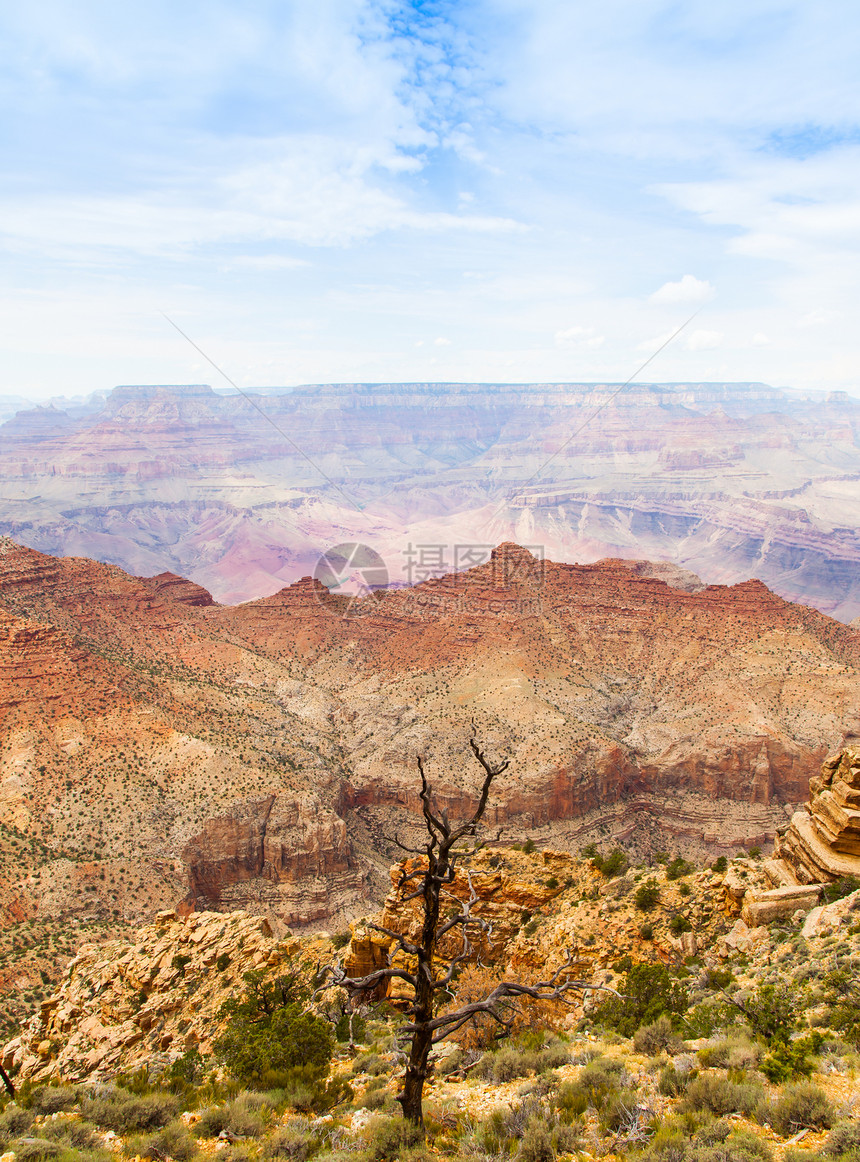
left=3, top=0, right=860, bottom=399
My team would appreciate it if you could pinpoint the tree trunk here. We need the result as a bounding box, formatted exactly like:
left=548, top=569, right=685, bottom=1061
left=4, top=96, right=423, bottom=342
left=398, top=1020, right=432, bottom=1126
left=0, top=1061, right=15, bottom=1098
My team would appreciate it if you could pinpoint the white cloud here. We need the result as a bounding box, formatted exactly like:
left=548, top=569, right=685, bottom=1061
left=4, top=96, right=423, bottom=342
left=687, top=329, right=724, bottom=351
left=752, top=332, right=770, bottom=346
left=555, top=325, right=605, bottom=349
left=799, top=308, right=845, bottom=327
left=650, top=275, right=715, bottom=305
left=434, top=336, right=452, bottom=346
left=636, top=330, right=676, bottom=353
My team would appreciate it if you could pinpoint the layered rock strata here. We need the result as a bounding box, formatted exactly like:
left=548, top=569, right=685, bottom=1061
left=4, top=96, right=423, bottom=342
left=775, top=746, right=860, bottom=883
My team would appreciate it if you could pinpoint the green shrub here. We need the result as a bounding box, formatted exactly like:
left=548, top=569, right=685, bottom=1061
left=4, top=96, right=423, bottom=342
left=263, top=1120, right=322, bottom=1160
left=24, top=1085, right=79, bottom=1114
left=364, top=1116, right=424, bottom=1161
left=214, top=970, right=334, bottom=1090
left=134, top=1119, right=199, bottom=1161
left=760, top=1037, right=817, bottom=1083
left=593, top=849, right=628, bottom=877
left=683, top=1074, right=763, bottom=1116
left=740, top=983, right=798, bottom=1044
left=634, top=1014, right=685, bottom=1056
left=824, top=1121, right=860, bottom=1157
left=596, top=963, right=687, bottom=1036
left=640, top=923, right=655, bottom=940
left=636, top=880, right=661, bottom=911
left=822, top=876, right=860, bottom=904
left=712, top=856, right=728, bottom=873
left=670, top=914, right=693, bottom=936
left=767, top=1084, right=833, bottom=1137
left=667, top=856, right=694, bottom=881
left=82, top=1090, right=180, bottom=1133
left=821, top=965, right=860, bottom=1047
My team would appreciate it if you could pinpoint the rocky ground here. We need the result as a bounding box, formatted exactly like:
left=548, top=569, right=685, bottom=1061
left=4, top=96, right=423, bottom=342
left=1, top=844, right=859, bottom=1162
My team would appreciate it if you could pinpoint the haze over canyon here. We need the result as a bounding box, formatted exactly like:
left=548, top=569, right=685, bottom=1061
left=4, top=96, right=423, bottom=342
left=1, top=380, right=859, bottom=618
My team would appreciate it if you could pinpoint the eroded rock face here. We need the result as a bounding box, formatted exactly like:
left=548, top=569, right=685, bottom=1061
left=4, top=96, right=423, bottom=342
left=777, top=746, right=860, bottom=883
left=0, top=910, right=324, bottom=1084
left=182, top=795, right=367, bottom=925
left=0, top=535, right=859, bottom=943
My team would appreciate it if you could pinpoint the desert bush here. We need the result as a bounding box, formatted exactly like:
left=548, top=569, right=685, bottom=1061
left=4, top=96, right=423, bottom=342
left=698, top=1036, right=759, bottom=1071
left=670, top=914, right=693, bottom=936
left=738, top=983, right=798, bottom=1044
left=766, top=1084, right=833, bottom=1137
left=263, top=1120, right=322, bottom=1160
left=641, top=1125, right=690, bottom=1162
left=824, top=1121, right=860, bottom=1157
left=822, top=876, right=860, bottom=904
left=597, top=963, right=687, bottom=1035
left=635, top=1014, right=685, bottom=1055
left=364, top=1115, right=425, bottom=1161
left=821, top=965, right=860, bottom=1047
left=636, top=880, right=661, bottom=910
left=593, top=849, right=628, bottom=877
left=42, top=1118, right=99, bottom=1150
left=518, top=1118, right=554, bottom=1162
left=214, top=970, right=333, bottom=1091
left=349, top=1052, right=388, bottom=1076
left=683, top=1074, right=763, bottom=1116
left=600, top=1087, right=644, bottom=1133
left=198, top=1093, right=272, bottom=1138
left=0, top=1104, right=35, bottom=1138
left=82, top=1089, right=180, bottom=1133
left=659, top=1063, right=690, bottom=1096
left=760, top=1035, right=818, bottom=1082
left=133, top=1118, right=199, bottom=1161
left=6, top=1138, right=61, bottom=1161
left=667, top=857, right=695, bottom=881
left=25, top=1086, right=79, bottom=1114
left=693, top=1128, right=774, bottom=1162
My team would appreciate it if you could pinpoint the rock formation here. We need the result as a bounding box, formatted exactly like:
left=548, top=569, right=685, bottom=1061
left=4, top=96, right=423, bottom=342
left=774, top=746, right=860, bottom=884
left=1, top=381, right=860, bottom=618
left=0, top=533, right=859, bottom=964
left=0, top=909, right=320, bottom=1084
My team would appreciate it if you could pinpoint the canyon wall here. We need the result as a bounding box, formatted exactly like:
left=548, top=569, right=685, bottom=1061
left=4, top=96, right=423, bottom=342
left=1, top=381, right=859, bottom=618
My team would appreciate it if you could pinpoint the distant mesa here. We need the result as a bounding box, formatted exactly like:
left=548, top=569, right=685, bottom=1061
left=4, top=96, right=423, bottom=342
left=0, top=380, right=858, bottom=618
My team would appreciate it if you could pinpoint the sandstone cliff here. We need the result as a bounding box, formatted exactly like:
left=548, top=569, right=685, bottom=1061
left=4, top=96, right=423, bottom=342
left=1, top=535, right=859, bottom=1027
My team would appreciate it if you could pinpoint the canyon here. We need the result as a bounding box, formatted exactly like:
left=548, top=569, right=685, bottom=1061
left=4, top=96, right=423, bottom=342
left=0, top=534, right=858, bottom=946
left=0, top=381, right=859, bottom=618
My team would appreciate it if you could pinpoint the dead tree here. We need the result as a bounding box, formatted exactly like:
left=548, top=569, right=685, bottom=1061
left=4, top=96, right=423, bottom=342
left=324, top=734, right=604, bottom=1127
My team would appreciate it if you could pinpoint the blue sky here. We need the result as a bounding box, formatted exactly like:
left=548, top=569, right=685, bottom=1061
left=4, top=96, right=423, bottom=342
left=3, top=0, right=860, bottom=399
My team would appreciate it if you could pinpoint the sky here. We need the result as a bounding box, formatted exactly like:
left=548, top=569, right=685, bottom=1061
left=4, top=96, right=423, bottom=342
left=3, top=0, right=860, bottom=400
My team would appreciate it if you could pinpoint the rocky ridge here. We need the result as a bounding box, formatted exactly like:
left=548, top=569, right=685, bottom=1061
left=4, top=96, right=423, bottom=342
left=1, top=536, right=860, bottom=1035
left=2, top=381, right=860, bottom=619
